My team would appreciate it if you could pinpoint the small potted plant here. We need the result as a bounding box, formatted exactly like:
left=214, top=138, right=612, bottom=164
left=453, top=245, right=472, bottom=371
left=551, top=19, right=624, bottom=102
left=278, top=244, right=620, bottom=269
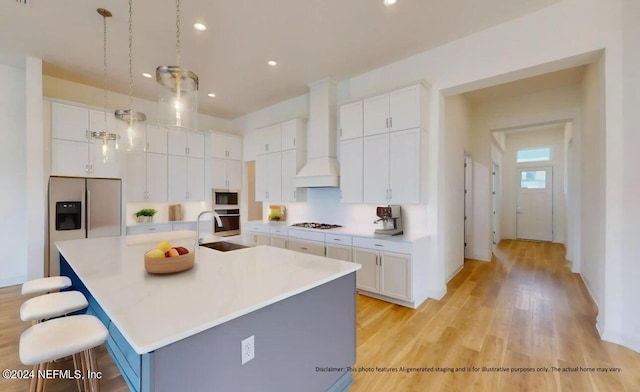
left=135, top=208, right=157, bottom=223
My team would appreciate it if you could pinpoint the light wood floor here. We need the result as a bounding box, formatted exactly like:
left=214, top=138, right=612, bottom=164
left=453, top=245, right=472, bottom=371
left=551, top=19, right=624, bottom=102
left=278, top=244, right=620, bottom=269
left=1, top=240, right=638, bottom=391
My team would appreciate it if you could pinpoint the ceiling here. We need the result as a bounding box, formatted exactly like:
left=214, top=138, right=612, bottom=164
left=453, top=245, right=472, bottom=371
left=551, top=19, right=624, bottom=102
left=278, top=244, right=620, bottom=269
left=0, top=0, right=562, bottom=119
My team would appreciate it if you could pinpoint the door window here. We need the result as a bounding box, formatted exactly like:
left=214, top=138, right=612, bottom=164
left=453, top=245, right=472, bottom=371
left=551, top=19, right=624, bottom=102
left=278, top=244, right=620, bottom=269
left=520, top=170, right=546, bottom=189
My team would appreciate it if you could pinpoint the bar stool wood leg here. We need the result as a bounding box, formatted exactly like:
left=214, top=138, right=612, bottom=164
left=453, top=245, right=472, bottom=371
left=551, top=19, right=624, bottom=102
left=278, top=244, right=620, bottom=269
left=72, top=353, right=84, bottom=392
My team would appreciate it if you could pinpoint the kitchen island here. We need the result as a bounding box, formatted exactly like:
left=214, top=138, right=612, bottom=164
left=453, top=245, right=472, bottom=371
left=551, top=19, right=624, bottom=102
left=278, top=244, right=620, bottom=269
left=57, top=231, right=360, bottom=392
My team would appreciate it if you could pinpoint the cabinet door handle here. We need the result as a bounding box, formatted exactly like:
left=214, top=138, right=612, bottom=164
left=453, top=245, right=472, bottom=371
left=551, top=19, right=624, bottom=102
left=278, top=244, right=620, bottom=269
left=340, top=128, right=342, bottom=137
left=390, top=117, right=393, bottom=128
left=389, top=189, right=392, bottom=200
left=374, top=244, right=384, bottom=247
left=293, top=137, right=296, bottom=146
left=145, top=142, right=149, bottom=152
left=375, top=254, right=379, bottom=266
left=148, top=228, right=156, bottom=231
left=333, top=238, right=341, bottom=242
left=293, top=190, right=296, bottom=199
left=265, top=143, right=269, bottom=152
left=300, top=247, right=308, bottom=250
left=85, top=164, right=89, bottom=173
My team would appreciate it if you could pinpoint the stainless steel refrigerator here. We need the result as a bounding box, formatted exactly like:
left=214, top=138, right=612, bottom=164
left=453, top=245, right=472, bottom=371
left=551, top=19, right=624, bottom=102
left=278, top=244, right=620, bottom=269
left=48, top=176, right=122, bottom=276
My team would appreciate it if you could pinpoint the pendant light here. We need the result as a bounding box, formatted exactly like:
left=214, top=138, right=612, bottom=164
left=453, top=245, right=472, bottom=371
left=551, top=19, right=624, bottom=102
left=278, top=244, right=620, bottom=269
left=156, top=0, right=199, bottom=131
left=115, top=0, right=147, bottom=152
left=92, top=8, right=120, bottom=162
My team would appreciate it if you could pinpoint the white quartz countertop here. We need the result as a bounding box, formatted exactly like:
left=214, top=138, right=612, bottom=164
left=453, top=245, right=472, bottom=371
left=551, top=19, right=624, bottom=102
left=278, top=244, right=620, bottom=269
left=245, top=220, right=428, bottom=242
left=56, top=231, right=360, bottom=354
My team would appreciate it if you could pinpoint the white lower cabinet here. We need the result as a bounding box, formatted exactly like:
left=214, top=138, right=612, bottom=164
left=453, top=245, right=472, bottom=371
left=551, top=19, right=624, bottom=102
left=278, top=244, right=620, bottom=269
left=325, top=244, right=352, bottom=262
left=246, top=232, right=270, bottom=246
left=353, top=247, right=412, bottom=302
left=287, top=239, right=325, bottom=257
left=270, top=236, right=287, bottom=249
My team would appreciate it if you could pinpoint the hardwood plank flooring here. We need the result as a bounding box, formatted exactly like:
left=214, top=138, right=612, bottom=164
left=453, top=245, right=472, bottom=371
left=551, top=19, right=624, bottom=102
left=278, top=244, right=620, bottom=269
left=0, top=240, right=638, bottom=391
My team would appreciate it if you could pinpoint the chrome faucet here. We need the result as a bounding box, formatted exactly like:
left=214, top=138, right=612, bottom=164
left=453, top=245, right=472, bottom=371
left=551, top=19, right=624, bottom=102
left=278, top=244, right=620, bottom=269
left=196, top=210, right=224, bottom=246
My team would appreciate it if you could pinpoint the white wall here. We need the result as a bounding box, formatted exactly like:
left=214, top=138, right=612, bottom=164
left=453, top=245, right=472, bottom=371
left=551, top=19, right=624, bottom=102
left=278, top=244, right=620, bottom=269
left=579, top=60, right=606, bottom=332
left=443, top=95, right=471, bottom=277
left=618, top=0, right=640, bottom=351
left=501, top=127, right=566, bottom=243
left=43, top=76, right=234, bottom=133
left=0, top=62, right=27, bottom=286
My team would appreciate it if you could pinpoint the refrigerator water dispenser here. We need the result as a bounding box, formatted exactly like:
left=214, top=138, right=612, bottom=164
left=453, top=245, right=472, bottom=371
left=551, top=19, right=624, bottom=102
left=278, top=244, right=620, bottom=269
left=56, top=201, right=81, bottom=231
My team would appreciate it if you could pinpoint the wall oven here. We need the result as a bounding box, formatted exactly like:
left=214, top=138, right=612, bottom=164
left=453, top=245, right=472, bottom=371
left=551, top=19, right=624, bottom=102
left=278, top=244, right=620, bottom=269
left=212, top=189, right=240, bottom=236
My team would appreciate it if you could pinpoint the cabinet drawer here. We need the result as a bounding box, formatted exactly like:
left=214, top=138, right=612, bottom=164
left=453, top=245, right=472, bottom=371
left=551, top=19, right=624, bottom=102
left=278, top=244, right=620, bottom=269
left=245, top=223, right=269, bottom=233
left=126, top=224, right=173, bottom=235
left=352, top=237, right=412, bottom=254
left=287, top=228, right=325, bottom=242
left=287, top=239, right=325, bottom=257
left=269, top=226, right=289, bottom=236
left=325, top=233, right=352, bottom=246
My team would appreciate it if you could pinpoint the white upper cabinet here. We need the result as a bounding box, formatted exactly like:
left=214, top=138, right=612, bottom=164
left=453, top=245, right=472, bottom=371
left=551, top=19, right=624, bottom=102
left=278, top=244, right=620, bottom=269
left=51, top=139, right=89, bottom=177
left=51, top=102, right=89, bottom=142
left=363, top=93, right=390, bottom=137
left=167, top=129, right=204, bottom=157
left=187, top=132, right=205, bottom=158
left=50, top=101, right=121, bottom=178
left=339, top=83, right=427, bottom=204
left=210, top=133, right=227, bottom=159
left=167, top=155, right=188, bottom=201
left=339, top=138, right=363, bottom=203
left=227, top=136, right=242, bottom=160
left=167, top=129, right=188, bottom=156
left=210, top=132, right=242, bottom=160
left=339, top=101, right=363, bottom=141
left=210, top=158, right=242, bottom=190
left=363, top=134, right=390, bottom=204
left=389, top=128, right=421, bottom=204
left=145, top=125, right=168, bottom=154
left=389, top=85, right=421, bottom=132
left=127, top=152, right=168, bottom=202
left=281, top=119, right=303, bottom=151
left=187, top=157, right=205, bottom=200
left=257, top=123, right=282, bottom=154
left=255, top=153, right=282, bottom=202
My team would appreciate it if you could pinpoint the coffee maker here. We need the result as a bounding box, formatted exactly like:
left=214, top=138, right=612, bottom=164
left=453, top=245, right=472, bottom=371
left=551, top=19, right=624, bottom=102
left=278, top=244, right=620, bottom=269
left=374, top=205, right=403, bottom=236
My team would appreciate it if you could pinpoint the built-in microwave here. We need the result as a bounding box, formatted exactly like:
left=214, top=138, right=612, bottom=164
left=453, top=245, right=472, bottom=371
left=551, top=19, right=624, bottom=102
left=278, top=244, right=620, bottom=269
left=212, top=189, right=240, bottom=236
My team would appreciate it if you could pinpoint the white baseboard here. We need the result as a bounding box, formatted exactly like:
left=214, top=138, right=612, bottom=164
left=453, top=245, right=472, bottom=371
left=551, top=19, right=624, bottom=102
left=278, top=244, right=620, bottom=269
left=0, top=275, right=26, bottom=289
left=427, top=286, right=447, bottom=301
left=601, top=331, right=640, bottom=354
left=446, top=265, right=464, bottom=283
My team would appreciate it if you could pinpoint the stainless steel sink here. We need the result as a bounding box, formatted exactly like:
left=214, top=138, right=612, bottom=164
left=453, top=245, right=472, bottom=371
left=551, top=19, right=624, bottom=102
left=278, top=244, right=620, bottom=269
left=199, top=241, right=249, bottom=252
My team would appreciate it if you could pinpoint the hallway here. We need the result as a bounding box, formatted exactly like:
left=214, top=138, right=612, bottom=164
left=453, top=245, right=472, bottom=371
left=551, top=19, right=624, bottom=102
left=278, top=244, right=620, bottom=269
left=351, top=240, right=640, bottom=391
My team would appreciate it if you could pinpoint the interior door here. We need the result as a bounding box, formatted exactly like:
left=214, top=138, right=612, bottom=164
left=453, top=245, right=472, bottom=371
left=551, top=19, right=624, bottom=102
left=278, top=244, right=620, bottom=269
left=516, top=167, right=553, bottom=241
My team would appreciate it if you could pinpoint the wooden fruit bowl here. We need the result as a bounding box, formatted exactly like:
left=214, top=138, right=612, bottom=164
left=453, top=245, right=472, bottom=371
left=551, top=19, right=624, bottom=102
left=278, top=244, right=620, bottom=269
left=144, top=250, right=194, bottom=274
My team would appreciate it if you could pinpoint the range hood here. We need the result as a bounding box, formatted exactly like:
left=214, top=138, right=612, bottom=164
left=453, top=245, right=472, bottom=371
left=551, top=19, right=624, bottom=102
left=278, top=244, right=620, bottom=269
left=294, top=78, right=340, bottom=187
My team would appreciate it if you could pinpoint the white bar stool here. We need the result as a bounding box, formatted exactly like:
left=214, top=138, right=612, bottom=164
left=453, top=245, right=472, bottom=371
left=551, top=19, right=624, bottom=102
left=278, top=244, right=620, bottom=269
left=20, top=291, right=88, bottom=323
left=22, top=276, right=72, bottom=296
left=20, top=291, right=89, bottom=392
left=20, top=315, right=108, bottom=392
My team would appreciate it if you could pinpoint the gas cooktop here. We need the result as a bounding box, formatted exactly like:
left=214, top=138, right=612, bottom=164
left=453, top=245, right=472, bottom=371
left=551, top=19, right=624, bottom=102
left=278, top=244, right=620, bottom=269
left=291, top=222, right=343, bottom=230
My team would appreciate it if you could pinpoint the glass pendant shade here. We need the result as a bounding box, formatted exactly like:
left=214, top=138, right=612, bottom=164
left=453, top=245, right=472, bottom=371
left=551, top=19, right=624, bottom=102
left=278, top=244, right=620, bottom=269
left=115, top=109, right=147, bottom=152
left=156, top=65, right=199, bottom=130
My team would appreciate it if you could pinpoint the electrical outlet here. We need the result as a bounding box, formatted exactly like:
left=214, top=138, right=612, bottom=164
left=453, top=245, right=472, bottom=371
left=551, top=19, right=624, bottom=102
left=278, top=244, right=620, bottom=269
left=241, top=335, right=255, bottom=365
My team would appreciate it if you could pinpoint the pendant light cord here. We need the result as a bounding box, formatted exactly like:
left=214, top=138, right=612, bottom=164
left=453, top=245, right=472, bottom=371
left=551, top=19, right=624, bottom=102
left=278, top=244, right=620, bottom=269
left=128, top=0, right=133, bottom=111
left=176, top=0, right=181, bottom=67
left=103, top=12, right=108, bottom=129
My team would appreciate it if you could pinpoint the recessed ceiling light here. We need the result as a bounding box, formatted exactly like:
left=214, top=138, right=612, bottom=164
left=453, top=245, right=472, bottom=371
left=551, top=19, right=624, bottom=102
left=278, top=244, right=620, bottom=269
left=384, top=0, right=397, bottom=6
left=207, top=93, right=216, bottom=98
left=142, top=72, right=153, bottom=78
left=267, top=60, right=278, bottom=66
left=194, top=23, right=207, bottom=31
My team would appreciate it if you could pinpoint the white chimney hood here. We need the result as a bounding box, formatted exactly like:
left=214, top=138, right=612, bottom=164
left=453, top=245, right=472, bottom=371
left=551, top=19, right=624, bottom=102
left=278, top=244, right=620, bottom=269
left=294, top=78, right=340, bottom=187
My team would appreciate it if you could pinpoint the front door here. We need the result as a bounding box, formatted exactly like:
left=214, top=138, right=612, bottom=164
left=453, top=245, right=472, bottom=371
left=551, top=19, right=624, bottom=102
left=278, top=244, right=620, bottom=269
left=516, top=167, right=552, bottom=241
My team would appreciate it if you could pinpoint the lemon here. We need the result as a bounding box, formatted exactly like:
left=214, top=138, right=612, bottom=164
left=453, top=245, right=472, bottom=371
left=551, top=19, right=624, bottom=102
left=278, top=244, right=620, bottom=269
left=147, top=249, right=166, bottom=259
left=157, top=241, right=172, bottom=253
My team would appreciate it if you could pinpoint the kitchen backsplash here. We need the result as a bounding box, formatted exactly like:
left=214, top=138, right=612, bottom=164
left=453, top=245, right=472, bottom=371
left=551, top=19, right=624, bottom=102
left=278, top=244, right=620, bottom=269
left=261, top=188, right=429, bottom=235
left=126, top=200, right=209, bottom=226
